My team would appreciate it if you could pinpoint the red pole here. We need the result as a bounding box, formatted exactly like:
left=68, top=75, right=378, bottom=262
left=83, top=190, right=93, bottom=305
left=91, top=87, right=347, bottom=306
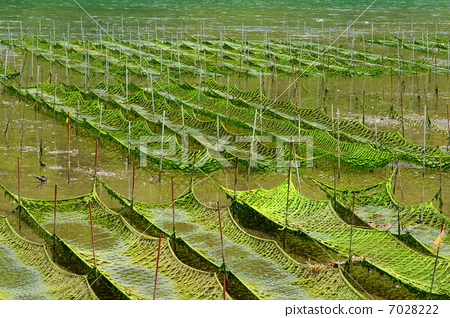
left=88, top=200, right=97, bottom=267
left=153, top=233, right=163, bottom=300
left=222, top=272, right=227, bottom=300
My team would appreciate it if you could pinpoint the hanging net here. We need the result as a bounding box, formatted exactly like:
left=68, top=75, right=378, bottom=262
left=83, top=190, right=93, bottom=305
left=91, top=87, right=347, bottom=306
left=99, top=179, right=364, bottom=300
left=313, top=175, right=450, bottom=259
left=224, top=179, right=450, bottom=299
left=0, top=216, right=97, bottom=300
left=0, top=184, right=226, bottom=300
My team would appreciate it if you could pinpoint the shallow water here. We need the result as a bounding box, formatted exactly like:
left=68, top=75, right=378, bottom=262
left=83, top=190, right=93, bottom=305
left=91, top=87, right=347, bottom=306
left=1, top=0, right=450, bottom=41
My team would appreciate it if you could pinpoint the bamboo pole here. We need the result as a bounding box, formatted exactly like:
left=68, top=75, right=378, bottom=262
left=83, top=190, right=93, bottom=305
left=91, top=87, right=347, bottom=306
left=18, top=158, right=21, bottom=230
left=217, top=201, right=226, bottom=264
left=447, top=103, right=450, bottom=151
left=430, top=221, right=445, bottom=296
left=53, top=184, right=57, bottom=262
left=226, top=75, right=230, bottom=120
left=297, top=115, right=302, bottom=192
left=130, top=162, right=136, bottom=226
left=222, top=271, right=227, bottom=300
left=348, top=192, right=356, bottom=266
left=247, top=110, right=258, bottom=180
left=94, top=140, right=99, bottom=182
left=127, top=121, right=131, bottom=157
left=362, top=90, right=366, bottom=125
left=88, top=200, right=97, bottom=267
left=285, top=141, right=293, bottom=227
left=439, top=156, right=443, bottom=195
left=125, top=60, right=129, bottom=112
left=374, top=115, right=379, bottom=149
left=67, top=113, right=71, bottom=184
left=190, top=151, right=197, bottom=188
left=171, top=177, right=176, bottom=235
left=216, top=115, right=220, bottom=141
left=232, top=156, right=239, bottom=198
left=422, top=98, right=427, bottom=203
left=337, top=108, right=341, bottom=180
left=153, top=233, right=162, bottom=300
left=400, top=92, right=405, bottom=137
left=217, top=201, right=227, bottom=300
left=159, top=111, right=166, bottom=183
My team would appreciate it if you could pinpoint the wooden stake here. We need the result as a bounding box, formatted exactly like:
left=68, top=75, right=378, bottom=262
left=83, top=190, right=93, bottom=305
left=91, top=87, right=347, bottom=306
left=94, top=140, right=99, bottom=182
left=190, top=151, right=197, bottom=188
left=439, top=156, right=443, bottom=195
left=397, top=204, right=402, bottom=236
left=88, top=200, right=97, bottom=267
left=286, top=141, right=293, bottom=227
left=422, top=99, right=427, bottom=203
left=348, top=192, right=356, bottom=265
left=17, top=158, right=21, bottom=230
left=233, top=156, right=239, bottom=199
left=222, top=271, right=227, bottom=300
left=447, top=103, right=450, bottom=151
left=216, top=201, right=226, bottom=261
left=374, top=115, right=379, bottom=149
left=50, top=186, right=57, bottom=233
left=153, top=233, right=162, bottom=300
left=400, top=92, right=405, bottom=137
left=130, top=162, right=136, bottom=226
left=53, top=184, right=57, bottom=262
left=430, top=221, right=445, bottom=297
left=159, top=111, right=166, bottom=183
left=247, top=110, right=258, bottom=180
left=67, top=113, right=71, bottom=184
left=226, top=76, right=230, bottom=121
left=362, top=90, right=366, bottom=126
left=337, top=108, right=341, bottom=180
left=171, top=177, right=175, bottom=235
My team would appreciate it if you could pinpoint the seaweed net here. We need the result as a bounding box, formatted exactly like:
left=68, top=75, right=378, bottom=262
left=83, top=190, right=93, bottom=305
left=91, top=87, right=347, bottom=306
left=3, top=187, right=226, bottom=300
left=225, top=180, right=450, bottom=299
left=5, top=81, right=226, bottom=173
left=0, top=65, right=21, bottom=79
left=0, top=216, right=97, bottom=300
left=204, top=78, right=449, bottom=169
left=313, top=176, right=450, bottom=259
left=100, top=180, right=364, bottom=300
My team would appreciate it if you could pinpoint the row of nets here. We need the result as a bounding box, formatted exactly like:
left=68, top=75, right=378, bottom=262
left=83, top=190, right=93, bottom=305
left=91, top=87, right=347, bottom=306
left=99, top=179, right=364, bottom=300
left=312, top=175, right=450, bottom=260
left=224, top=179, right=450, bottom=299
left=1, top=184, right=226, bottom=300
